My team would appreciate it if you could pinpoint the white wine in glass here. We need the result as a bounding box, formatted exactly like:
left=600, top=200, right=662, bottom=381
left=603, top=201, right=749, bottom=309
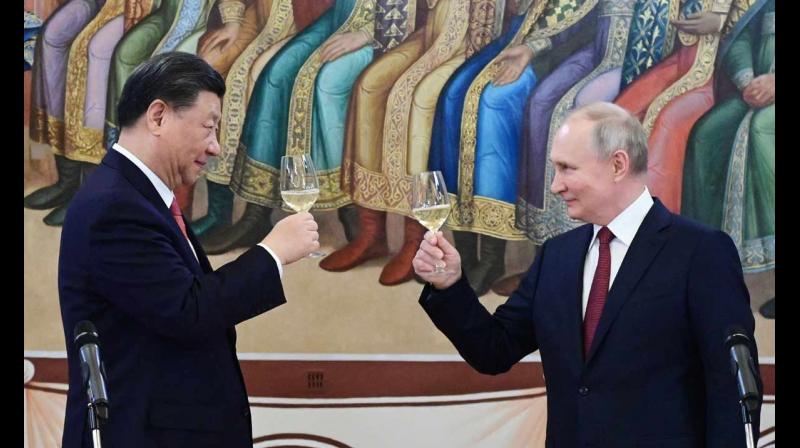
left=411, top=171, right=452, bottom=274
left=280, top=154, right=326, bottom=258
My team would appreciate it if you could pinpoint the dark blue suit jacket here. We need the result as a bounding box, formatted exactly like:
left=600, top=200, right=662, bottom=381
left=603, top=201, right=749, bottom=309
left=421, top=199, right=762, bottom=447
left=59, top=149, right=286, bottom=447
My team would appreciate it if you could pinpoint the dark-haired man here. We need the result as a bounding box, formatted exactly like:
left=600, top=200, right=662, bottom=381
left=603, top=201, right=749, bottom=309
left=58, top=51, right=320, bottom=447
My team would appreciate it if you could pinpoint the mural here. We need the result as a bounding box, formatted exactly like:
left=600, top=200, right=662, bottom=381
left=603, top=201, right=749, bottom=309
left=22, top=0, right=776, bottom=444
left=24, top=0, right=774, bottom=295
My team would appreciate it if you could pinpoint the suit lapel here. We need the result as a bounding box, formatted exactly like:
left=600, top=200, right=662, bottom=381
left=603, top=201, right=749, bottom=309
left=562, top=224, right=595, bottom=370
left=584, top=199, right=673, bottom=365
left=186, top=223, right=213, bottom=273
left=102, top=150, right=204, bottom=274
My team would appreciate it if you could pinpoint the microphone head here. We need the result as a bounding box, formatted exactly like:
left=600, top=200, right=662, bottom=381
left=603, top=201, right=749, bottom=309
left=724, top=326, right=751, bottom=350
left=73, top=320, right=100, bottom=348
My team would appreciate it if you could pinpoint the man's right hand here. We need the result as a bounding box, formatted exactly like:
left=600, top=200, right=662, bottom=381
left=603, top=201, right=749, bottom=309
left=261, top=212, right=319, bottom=265
left=413, top=231, right=463, bottom=290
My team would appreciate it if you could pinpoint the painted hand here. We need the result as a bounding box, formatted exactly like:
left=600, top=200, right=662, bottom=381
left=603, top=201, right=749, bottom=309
left=671, top=11, right=725, bottom=35
left=493, top=45, right=534, bottom=86
left=199, top=22, right=242, bottom=57
left=319, top=31, right=370, bottom=63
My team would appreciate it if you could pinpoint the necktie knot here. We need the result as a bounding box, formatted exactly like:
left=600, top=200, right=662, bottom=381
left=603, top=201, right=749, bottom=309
left=170, top=198, right=188, bottom=240
left=597, top=226, right=615, bottom=245
left=169, top=198, right=182, bottom=218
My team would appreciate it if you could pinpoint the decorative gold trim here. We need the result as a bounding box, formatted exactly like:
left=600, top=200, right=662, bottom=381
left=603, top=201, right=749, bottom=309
left=446, top=194, right=527, bottom=239
left=153, top=0, right=186, bottom=52
left=286, top=0, right=376, bottom=159
left=125, top=0, right=155, bottom=31
left=29, top=105, right=51, bottom=145
left=721, top=0, right=757, bottom=37
left=664, top=0, right=681, bottom=55
left=230, top=152, right=352, bottom=209
left=457, top=0, right=548, bottom=204
left=380, top=0, right=470, bottom=190
left=642, top=33, right=718, bottom=134
left=721, top=109, right=752, bottom=248
left=219, top=0, right=246, bottom=24
left=677, top=0, right=712, bottom=47
left=466, top=0, right=499, bottom=57
left=207, top=0, right=295, bottom=184
left=525, top=0, right=600, bottom=43
left=520, top=14, right=633, bottom=244
left=63, top=0, right=125, bottom=164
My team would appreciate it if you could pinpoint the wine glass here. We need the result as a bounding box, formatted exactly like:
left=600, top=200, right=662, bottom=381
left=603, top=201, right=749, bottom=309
left=411, top=171, right=452, bottom=274
left=280, top=154, right=325, bottom=258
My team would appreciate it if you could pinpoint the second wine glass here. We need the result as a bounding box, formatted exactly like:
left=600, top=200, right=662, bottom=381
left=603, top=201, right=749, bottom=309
left=280, top=154, right=326, bottom=258
left=411, top=170, right=453, bottom=274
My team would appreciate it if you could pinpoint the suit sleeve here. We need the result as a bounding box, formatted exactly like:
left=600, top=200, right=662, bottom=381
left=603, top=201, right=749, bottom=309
left=419, top=242, right=545, bottom=374
left=87, top=196, right=286, bottom=342
left=687, top=230, right=762, bottom=446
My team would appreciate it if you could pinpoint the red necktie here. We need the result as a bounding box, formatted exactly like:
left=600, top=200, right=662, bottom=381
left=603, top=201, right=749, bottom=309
left=169, top=198, right=189, bottom=240
left=583, top=226, right=615, bottom=359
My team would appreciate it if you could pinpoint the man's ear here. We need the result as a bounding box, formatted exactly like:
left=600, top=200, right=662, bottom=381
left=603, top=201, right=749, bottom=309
left=145, top=100, right=168, bottom=135
left=611, top=149, right=630, bottom=181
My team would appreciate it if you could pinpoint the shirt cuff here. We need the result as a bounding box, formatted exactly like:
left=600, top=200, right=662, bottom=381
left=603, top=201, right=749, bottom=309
left=257, top=243, right=284, bottom=278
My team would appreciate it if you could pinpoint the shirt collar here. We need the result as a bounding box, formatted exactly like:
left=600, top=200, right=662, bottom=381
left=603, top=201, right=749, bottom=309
left=112, top=142, right=174, bottom=208
left=591, top=187, right=654, bottom=247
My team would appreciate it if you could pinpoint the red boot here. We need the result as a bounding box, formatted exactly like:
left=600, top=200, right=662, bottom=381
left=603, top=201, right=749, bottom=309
left=379, top=217, right=426, bottom=285
left=320, top=206, right=389, bottom=271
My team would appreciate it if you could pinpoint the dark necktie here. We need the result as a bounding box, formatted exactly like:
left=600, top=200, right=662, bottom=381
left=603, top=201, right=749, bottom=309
left=169, top=198, right=189, bottom=240
left=583, top=226, right=615, bottom=358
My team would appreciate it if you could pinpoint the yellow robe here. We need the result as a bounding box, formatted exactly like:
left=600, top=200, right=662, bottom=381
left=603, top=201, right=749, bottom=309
left=342, top=0, right=498, bottom=215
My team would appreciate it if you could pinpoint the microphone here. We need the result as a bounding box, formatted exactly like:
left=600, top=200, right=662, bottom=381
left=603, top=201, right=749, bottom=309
left=724, top=327, right=760, bottom=414
left=73, top=321, right=109, bottom=421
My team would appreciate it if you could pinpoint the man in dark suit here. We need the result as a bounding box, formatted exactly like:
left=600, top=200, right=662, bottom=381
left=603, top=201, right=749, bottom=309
left=58, top=52, right=320, bottom=447
left=413, top=102, right=762, bottom=447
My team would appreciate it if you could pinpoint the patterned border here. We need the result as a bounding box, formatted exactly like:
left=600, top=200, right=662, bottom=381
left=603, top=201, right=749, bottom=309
left=457, top=0, right=550, bottom=205
left=230, top=151, right=353, bottom=209
left=447, top=194, right=528, bottom=240
left=642, top=28, right=718, bottom=134
left=207, top=0, right=296, bottom=184
left=62, top=0, right=126, bottom=164
left=344, top=0, right=473, bottom=217
left=518, top=11, right=634, bottom=244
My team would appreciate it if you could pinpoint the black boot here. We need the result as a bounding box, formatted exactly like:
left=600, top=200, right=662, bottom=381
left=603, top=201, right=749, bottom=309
left=453, top=231, right=479, bottom=288
left=337, top=204, right=359, bottom=243
left=24, top=154, right=81, bottom=210
left=42, top=162, right=96, bottom=227
left=191, top=180, right=234, bottom=237
left=759, top=297, right=775, bottom=319
left=472, top=235, right=507, bottom=296
left=200, top=202, right=273, bottom=255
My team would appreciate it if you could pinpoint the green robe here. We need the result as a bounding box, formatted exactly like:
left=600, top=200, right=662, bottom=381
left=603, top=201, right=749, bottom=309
left=681, top=0, right=774, bottom=272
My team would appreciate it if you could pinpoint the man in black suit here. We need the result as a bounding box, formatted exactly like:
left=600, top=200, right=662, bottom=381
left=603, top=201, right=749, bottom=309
left=414, top=102, right=762, bottom=447
left=58, top=52, right=320, bottom=447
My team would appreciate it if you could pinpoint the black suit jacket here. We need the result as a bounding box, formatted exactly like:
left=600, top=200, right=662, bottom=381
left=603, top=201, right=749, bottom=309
left=59, top=149, right=286, bottom=447
left=421, top=199, right=762, bottom=447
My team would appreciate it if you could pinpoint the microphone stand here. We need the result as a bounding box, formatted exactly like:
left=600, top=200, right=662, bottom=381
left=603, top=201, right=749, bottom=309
left=87, top=402, right=106, bottom=448
left=741, top=402, right=755, bottom=448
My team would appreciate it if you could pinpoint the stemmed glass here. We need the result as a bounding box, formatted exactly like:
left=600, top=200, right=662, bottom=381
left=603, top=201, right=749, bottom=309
left=411, top=171, right=453, bottom=274
left=280, top=154, right=326, bottom=258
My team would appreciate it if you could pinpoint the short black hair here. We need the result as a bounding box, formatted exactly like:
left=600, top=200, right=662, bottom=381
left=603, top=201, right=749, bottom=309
left=117, top=51, right=225, bottom=128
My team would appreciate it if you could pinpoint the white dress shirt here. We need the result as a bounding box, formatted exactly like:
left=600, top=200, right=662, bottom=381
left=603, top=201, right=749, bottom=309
left=581, top=187, right=654, bottom=318
left=112, top=143, right=283, bottom=277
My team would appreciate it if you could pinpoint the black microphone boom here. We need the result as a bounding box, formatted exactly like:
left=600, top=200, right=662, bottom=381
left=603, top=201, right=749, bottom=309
left=724, top=327, right=760, bottom=413
left=73, top=321, right=109, bottom=420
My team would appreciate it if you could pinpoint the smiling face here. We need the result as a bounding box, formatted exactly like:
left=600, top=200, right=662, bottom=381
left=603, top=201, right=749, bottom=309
left=160, top=90, right=221, bottom=188
left=549, top=116, right=618, bottom=225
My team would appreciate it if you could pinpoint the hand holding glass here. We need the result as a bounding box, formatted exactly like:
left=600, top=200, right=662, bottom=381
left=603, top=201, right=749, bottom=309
left=280, top=154, right=325, bottom=258
left=411, top=171, right=453, bottom=274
